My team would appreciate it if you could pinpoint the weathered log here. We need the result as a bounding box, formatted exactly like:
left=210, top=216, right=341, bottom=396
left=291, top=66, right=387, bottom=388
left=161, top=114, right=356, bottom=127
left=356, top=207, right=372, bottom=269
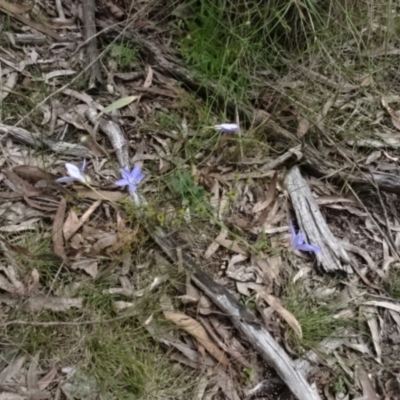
left=0, top=123, right=90, bottom=157
left=191, top=270, right=322, bottom=400
left=81, top=0, right=102, bottom=91
left=285, top=166, right=352, bottom=273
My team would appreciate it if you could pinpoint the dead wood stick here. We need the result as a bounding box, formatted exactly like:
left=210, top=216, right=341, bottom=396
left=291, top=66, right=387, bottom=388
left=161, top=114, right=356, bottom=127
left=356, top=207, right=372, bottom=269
left=303, top=146, right=400, bottom=195
left=191, top=270, right=321, bottom=400
left=0, top=123, right=90, bottom=157
left=81, top=0, right=102, bottom=90
left=285, top=166, right=352, bottom=273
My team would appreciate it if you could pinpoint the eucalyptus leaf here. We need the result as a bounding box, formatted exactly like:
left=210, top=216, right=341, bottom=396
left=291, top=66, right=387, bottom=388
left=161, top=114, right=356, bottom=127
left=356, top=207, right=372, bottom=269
left=100, top=95, right=138, bottom=115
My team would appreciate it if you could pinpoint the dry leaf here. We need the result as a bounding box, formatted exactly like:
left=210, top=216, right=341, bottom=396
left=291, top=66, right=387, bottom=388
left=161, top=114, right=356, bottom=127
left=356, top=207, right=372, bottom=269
left=63, top=210, right=80, bottom=241
left=214, top=237, right=247, bottom=256
left=363, top=300, right=400, bottom=313
left=75, top=188, right=126, bottom=202
left=362, top=306, right=381, bottom=363
left=143, top=66, right=154, bottom=88
left=0, top=0, right=32, bottom=14
left=71, top=259, right=98, bottom=278
left=3, top=170, right=41, bottom=196
left=0, top=356, right=25, bottom=384
left=382, top=97, right=400, bottom=131
left=64, top=200, right=102, bottom=241
left=27, top=353, right=40, bottom=392
left=252, top=171, right=278, bottom=214
left=164, top=311, right=229, bottom=366
left=204, top=228, right=227, bottom=258
left=296, top=118, right=310, bottom=138
left=92, top=233, right=118, bottom=253
left=13, top=165, right=58, bottom=183
left=250, top=283, right=302, bottom=338
left=355, top=364, right=380, bottom=400
left=105, top=0, right=124, bottom=19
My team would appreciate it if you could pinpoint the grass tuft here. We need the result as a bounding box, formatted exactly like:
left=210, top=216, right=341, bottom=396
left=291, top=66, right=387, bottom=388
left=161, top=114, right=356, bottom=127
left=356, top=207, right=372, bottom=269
left=283, top=277, right=355, bottom=352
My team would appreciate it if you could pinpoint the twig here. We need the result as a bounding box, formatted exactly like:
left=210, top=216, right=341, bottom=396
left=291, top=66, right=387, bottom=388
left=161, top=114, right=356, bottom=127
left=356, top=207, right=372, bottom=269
left=0, top=124, right=90, bottom=157
left=81, top=0, right=102, bottom=90
left=0, top=313, right=138, bottom=328
left=191, top=270, right=321, bottom=400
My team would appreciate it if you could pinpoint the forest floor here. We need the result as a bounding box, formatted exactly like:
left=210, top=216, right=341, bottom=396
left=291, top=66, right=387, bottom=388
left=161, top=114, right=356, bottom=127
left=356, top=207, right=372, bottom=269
left=0, top=1, right=400, bottom=399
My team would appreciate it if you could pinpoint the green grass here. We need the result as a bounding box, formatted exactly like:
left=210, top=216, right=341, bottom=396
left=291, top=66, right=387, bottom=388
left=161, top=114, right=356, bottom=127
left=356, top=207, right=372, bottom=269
left=385, top=267, right=400, bottom=300
left=0, top=250, right=197, bottom=398
left=175, top=0, right=380, bottom=103
left=282, top=277, right=355, bottom=352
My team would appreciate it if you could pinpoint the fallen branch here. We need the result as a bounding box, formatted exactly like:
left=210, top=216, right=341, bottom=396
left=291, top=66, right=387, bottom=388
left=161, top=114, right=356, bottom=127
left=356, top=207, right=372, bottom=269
left=191, top=270, right=321, bottom=400
left=303, top=145, right=400, bottom=195
left=285, top=166, right=352, bottom=273
left=81, top=0, right=102, bottom=90
left=0, top=123, right=90, bottom=157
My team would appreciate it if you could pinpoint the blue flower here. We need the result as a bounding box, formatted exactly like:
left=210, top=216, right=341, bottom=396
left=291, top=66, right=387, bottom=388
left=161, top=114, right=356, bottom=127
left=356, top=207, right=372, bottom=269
left=56, top=159, right=87, bottom=184
left=214, top=123, right=239, bottom=133
left=290, top=222, right=320, bottom=253
left=115, top=165, right=145, bottom=193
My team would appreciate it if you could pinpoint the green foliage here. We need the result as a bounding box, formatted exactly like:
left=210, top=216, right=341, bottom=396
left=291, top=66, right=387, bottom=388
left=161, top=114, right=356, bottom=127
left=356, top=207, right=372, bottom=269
left=179, top=1, right=266, bottom=99
left=385, top=267, right=400, bottom=300
left=170, top=170, right=209, bottom=211
left=177, top=0, right=356, bottom=102
left=333, top=376, right=346, bottom=394
left=108, top=43, right=138, bottom=70
left=283, top=279, right=354, bottom=352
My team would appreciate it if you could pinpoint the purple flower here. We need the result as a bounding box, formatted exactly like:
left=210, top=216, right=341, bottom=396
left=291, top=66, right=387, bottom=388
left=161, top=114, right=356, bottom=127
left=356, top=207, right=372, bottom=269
left=56, top=159, right=87, bottom=184
left=290, top=222, right=320, bottom=253
left=214, top=123, right=239, bottom=133
left=115, top=165, right=145, bottom=193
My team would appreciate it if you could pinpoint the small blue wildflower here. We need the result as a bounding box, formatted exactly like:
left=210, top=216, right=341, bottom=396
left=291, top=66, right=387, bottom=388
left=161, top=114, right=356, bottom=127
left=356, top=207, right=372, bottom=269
left=214, top=123, right=239, bottom=133
left=56, top=159, right=87, bottom=184
left=290, top=222, right=320, bottom=253
left=115, top=165, right=145, bottom=193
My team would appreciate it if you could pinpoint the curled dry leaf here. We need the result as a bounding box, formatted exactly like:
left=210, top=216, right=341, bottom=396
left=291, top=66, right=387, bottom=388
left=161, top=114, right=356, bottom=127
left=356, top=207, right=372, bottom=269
left=204, top=228, right=227, bottom=259
left=164, top=311, right=229, bottom=366
left=105, top=0, right=124, bottom=19
left=249, top=283, right=302, bottom=338
left=296, top=117, right=310, bottom=138
left=70, top=259, right=98, bottom=279
left=382, top=97, right=400, bottom=131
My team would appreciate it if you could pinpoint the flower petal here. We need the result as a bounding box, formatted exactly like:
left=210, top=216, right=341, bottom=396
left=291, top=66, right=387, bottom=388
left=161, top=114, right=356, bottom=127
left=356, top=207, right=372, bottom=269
left=294, top=232, right=305, bottom=247
left=127, top=183, right=137, bottom=193
left=115, top=178, right=129, bottom=187
left=131, top=165, right=145, bottom=183
left=214, top=123, right=239, bottom=133
left=65, top=163, right=85, bottom=182
left=120, top=168, right=131, bottom=181
left=296, top=243, right=321, bottom=253
left=80, top=158, right=87, bottom=172
left=55, top=176, right=75, bottom=183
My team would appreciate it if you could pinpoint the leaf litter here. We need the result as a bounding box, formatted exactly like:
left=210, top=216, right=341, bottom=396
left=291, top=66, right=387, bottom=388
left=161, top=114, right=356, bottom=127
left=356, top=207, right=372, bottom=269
left=0, top=1, right=399, bottom=399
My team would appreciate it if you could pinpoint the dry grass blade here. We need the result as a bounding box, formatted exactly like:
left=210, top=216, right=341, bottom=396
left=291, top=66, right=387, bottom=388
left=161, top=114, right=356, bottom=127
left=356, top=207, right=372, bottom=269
left=27, top=352, right=40, bottom=392
left=52, top=198, right=68, bottom=264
